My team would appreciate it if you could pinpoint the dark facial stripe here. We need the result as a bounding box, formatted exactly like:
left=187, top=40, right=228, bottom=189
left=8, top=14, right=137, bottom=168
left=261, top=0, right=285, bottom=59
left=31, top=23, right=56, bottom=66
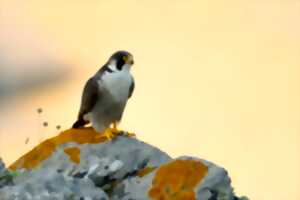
left=103, top=65, right=113, bottom=73
left=116, top=58, right=125, bottom=70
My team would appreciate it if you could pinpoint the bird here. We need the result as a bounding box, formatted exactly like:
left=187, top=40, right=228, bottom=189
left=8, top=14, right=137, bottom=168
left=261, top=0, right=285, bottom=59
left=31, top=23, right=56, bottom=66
left=72, top=50, right=135, bottom=139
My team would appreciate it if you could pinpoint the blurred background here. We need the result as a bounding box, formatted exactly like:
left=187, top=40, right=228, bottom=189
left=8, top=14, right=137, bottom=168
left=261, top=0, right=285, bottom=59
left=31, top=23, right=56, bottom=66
left=0, top=0, right=300, bottom=199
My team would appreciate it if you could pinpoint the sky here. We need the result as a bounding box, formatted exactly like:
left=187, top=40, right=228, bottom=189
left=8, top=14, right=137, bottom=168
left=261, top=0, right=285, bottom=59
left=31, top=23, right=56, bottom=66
left=0, top=0, right=300, bottom=199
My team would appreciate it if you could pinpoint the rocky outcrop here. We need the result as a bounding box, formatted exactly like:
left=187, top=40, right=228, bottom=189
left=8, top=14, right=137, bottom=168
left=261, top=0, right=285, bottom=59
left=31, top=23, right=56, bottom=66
left=0, top=128, right=248, bottom=200
left=0, top=158, right=14, bottom=189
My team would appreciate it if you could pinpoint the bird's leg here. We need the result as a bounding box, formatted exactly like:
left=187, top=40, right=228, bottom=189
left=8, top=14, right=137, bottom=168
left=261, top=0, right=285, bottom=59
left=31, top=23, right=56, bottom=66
left=111, top=122, right=123, bottom=135
left=102, top=128, right=115, bottom=140
left=110, top=122, right=136, bottom=138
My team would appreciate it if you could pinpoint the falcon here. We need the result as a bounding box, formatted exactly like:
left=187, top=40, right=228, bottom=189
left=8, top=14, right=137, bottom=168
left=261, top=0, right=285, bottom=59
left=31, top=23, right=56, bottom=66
left=72, top=51, right=135, bottom=139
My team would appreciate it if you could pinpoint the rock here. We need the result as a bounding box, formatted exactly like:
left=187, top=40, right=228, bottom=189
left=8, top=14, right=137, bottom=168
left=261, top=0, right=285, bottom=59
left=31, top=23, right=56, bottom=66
left=0, top=158, right=5, bottom=173
left=0, top=158, right=14, bottom=189
left=0, top=128, right=248, bottom=199
left=111, top=156, right=241, bottom=200
left=0, top=168, right=109, bottom=200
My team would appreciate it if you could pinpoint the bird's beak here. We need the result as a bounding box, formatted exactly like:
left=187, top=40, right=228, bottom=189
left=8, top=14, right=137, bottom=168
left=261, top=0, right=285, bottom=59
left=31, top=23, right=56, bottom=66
left=126, top=57, right=134, bottom=66
left=124, top=55, right=134, bottom=66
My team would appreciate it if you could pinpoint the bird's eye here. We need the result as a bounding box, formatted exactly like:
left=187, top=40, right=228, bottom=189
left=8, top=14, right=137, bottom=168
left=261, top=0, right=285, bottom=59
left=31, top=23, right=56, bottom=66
left=122, top=56, right=128, bottom=62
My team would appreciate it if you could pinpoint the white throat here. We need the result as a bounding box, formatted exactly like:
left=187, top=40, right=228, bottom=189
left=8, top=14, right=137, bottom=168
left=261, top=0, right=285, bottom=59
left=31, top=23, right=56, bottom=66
left=100, top=64, right=132, bottom=102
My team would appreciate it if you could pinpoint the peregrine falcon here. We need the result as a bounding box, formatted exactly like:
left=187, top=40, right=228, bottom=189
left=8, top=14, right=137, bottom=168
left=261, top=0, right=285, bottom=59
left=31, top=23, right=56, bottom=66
left=72, top=51, right=135, bottom=139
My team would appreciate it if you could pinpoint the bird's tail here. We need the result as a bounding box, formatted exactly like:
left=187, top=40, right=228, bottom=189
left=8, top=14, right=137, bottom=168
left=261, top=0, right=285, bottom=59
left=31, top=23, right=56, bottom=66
left=72, top=118, right=87, bottom=129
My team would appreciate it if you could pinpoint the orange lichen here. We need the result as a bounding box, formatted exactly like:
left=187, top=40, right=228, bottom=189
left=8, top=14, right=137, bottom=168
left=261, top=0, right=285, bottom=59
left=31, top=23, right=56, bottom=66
left=137, top=166, right=156, bottom=177
left=64, top=147, right=81, bottom=164
left=9, top=127, right=108, bottom=170
left=148, top=159, right=208, bottom=200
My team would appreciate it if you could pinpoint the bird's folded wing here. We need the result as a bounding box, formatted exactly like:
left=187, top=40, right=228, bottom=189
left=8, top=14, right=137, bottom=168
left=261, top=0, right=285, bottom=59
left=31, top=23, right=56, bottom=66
left=128, top=77, right=135, bottom=98
left=78, top=77, right=101, bottom=119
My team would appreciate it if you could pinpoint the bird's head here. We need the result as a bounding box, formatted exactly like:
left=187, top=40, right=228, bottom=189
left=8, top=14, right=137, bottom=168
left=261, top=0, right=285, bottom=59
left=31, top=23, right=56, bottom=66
left=107, top=50, right=134, bottom=72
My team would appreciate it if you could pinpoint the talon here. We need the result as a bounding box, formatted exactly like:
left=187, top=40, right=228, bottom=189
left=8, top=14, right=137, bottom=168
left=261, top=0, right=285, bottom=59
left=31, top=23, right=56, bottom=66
left=111, top=122, right=123, bottom=136
left=106, top=122, right=136, bottom=139
left=124, top=132, right=136, bottom=138
left=103, top=128, right=115, bottom=140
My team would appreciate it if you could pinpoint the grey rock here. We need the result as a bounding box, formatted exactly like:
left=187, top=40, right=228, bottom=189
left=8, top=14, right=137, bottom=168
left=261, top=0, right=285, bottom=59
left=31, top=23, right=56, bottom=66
left=111, top=156, right=248, bottom=200
left=41, top=136, right=171, bottom=188
left=111, top=168, right=155, bottom=200
left=0, top=158, right=5, bottom=173
left=0, top=168, right=108, bottom=200
left=0, top=158, right=14, bottom=189
left=0, top=135, right=248, bottom=200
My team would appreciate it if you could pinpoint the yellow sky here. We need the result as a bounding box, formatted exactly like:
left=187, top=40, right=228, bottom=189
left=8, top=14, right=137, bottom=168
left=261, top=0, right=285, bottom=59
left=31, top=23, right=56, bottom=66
left=0, top=1, right=300, bottom=200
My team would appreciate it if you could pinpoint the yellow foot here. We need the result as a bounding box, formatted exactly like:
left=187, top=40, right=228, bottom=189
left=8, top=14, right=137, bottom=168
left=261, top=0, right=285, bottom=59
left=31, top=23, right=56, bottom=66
left=111, top=122, right=123, bottom=136
left=102, top=128, right=115, bottom=140
left=106, top=122, right=136, bottom=139
left=111, top=127, right=122, bottom=135
left=123, top=131, right=136, bottom=138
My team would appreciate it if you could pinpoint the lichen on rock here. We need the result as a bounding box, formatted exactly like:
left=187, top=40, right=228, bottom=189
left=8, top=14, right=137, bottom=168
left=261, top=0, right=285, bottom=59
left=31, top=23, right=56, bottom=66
left=64, top=147, right=81, bottom=164
left=0, top=128, right=248, bottom=200
left=148, top=159, right=208, bottom=200
left=9, top=128, right=108, bottom=171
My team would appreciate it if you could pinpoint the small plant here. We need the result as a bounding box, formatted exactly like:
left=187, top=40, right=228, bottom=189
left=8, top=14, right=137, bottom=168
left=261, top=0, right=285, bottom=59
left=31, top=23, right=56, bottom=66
left=0, top=170, right=20, bottom=188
